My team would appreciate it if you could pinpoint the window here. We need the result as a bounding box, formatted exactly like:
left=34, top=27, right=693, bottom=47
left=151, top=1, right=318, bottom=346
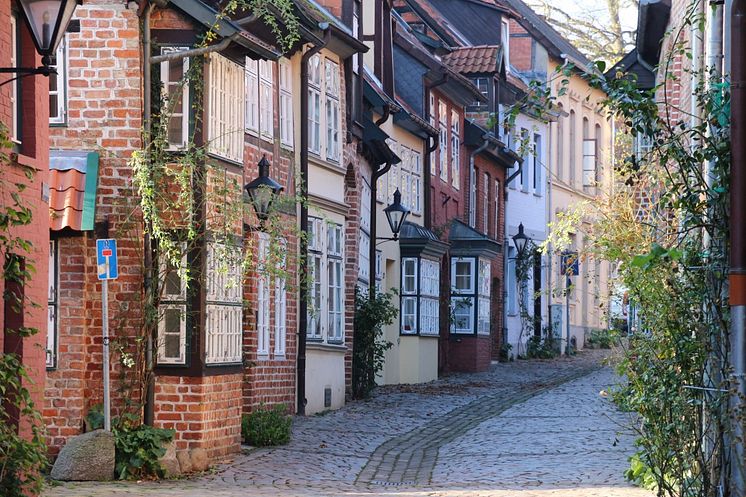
left=161, top=47, right=191, bottom=149
left=494, top=180, right=501, bottom=239
left=520, top=128, right=530, bottom=191
left=359, top=179, right=372, bottom=283
left=375, top=251, right=384, bottom=293
left=401, top=257, right=440, bottom=335
left=245, top=59, right=259, bottom=133
left=471, top=78, right=489, bottom=109
left=47, top=241, right=58, bottom=369
left=451, top=110, right=460, bottom=189
left=452, top=258, right=475, bottom=294
left=307, top=54, right=341, bottom=162
left=158, top=248, right=187, bottom=365
left=635, top=133, right=653, bottom=159
left=49, top=37, right=67, bottom=124
left=502, top=19, right=510, bottom=71
left=279, top=59, right=294, bottom=147
left=556, top=103, right=564, bottom=180
left=326, top=59, right=341, bottom=162
left=205, top=241, right=243, bottom=364
left=583, top=138, right=597, bottom=186
left=274, top=248, right=287, bottom=357
left=533, top=133, right=543, bottom=194
left=256, top=234, right=271, bottom=356
left=569, top=110, right=577, bottom=186
left=439, top=102, right=448, bottom=182
left=429, top=92, right=436, bottom=127
left=10, top=14, right=19, bottom=142
left=327, top=223, right=343, bottom=342
left=398, top=146, right=422, bottom=214
left=259, top=60, right=274, bottom=139
left=207, top=53, right=245, bottom=162
left=306, top=218, right=345, bottom=343
left=452, top=298, right=474, bottom=333
left=308, top=55, right=322, bottom=154
left=507, top=247, right=517, bottom=315
left=482, top=172, right=489, bottom=234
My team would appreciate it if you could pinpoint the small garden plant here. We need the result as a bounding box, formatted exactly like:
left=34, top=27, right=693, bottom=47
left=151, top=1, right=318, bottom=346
left=242, top=404, right=292, bottom=447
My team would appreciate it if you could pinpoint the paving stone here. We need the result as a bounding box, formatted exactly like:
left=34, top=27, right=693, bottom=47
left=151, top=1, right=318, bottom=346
left=44, top=350, right=652, bottom=497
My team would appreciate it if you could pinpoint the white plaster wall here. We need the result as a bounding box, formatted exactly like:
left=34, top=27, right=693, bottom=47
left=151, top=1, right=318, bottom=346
left=305, top=347, right=346, bottom=414
left=504, top=113, right=550, bottom=358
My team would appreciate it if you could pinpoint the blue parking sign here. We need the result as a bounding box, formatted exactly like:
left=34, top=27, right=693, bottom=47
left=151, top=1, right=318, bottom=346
left=96, top=239, right=119, bottom=280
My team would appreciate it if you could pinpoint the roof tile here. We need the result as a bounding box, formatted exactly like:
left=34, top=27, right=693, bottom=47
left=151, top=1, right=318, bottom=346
left=442, top=45, right=502, bottom=74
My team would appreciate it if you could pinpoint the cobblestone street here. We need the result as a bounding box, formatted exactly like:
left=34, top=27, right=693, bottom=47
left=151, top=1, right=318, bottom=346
left=45, top=350, right=652, bottom=497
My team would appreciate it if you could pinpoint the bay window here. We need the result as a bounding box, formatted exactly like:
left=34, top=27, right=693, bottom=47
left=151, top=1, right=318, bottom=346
left=205, top=241, right=243, bottom=364
left=207, top=53, right=245, bottom=163
left=451, top=257, right=492, bottom=335
left=400, top=257, right=440, bottom=336
left=306, top=217, right=345, bottom=344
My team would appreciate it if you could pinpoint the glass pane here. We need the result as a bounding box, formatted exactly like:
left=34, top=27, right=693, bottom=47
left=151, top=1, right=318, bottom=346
left=165, top=333, right=180, bottom=358
left=169, top=58, right=184, bottom=83
left=455, top=261, right=472, bottom=291
left=164, top=307, right=182, bottom=333
left=164, top=261, right=181, bottom=296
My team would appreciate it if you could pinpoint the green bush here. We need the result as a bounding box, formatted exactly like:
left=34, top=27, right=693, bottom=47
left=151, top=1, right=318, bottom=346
left=242, top=404, right=292, bottom=447
left=526, top=334, right=560, bottom=359
left=113, top=424, right=174, bottom=480
left=587, top=328, right=619, bottom=349
left=352, top=289, right=396, bottom=399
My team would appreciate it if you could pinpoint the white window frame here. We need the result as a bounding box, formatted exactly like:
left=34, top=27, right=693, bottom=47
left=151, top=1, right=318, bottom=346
left=308, top=54, right=322, bottom=155
left=502, top=19, right=510, bottom=73
left=451, top=257, right=475, bottom=294
left=451, top=110, right=460, bottom=189
left=479, top=259, right=491, bottom=297
left=521, top=128, right=530, bottom=191
left=533, top=133, right=543, bottom=194
left=205, top=241, right=243, bottom=365
left=477, top=296, right=490, bottom=335
left=494, top=180, right=501, bottom=238
left=157, top=248, right=188, bottom=365
left=274, top=253, right=287, bottom=357
left=256, top=234, right=271, bottom=357
left=207, top=53, right=245, bottom=163
left=161, top=47, right=191, bottom=150
left=482, top=172, right=489, bottom=234
left=401, top=296, right=418, bottom=335
left=306, top=218, right=345, bottom=343
left=419, top=259, right=440, bottom=336
left=10, top=14, right=19, bottom=142
left=327, top=223, right=344, bottom=343
left=49, top=37, right=67, bottom=124
left=325, top=59, right=341, bottom=162
left=439, top=102, right=448, bottom=182
left=259, top=60, right=274, bottom=139
left=245, top=58, right=259, bottom=133
left=279, top=58, right=294, bottom=148
left=402, top=257, right=418, bottom=295
left=47, top=241, right=58, bottom=369
left=583, top=138, right=597, bottom=186
left=451, top=297, right=475, bottom=334
left=472, top=77, right=489, bottom=109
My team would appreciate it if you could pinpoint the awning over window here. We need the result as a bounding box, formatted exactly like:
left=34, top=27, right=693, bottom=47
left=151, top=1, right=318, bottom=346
left=49, top=151, right=99, bottom=232
left=399, top=221, right=449, bottom=259
left=449, top=219, right=501, bottom=258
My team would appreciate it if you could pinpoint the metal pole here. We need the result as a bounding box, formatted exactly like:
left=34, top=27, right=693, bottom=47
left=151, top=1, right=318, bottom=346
left=102, top=277, right=111, bottom=432
left=566, top=273, right=571, bottom=356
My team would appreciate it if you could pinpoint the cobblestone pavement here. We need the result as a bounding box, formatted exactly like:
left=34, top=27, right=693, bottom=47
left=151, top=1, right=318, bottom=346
left=45, top=350, right=652, bottom=497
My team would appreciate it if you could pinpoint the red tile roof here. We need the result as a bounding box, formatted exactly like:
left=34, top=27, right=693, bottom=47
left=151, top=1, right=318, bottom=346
left=442, top=45, right=502, bottom=74
left=49, top=151, right=98, bottom=232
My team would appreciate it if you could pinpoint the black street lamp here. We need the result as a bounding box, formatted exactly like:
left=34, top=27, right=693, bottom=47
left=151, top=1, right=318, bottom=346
left=512, top=222, right=531, bottom=259
left=382, top=188, right=410, bottom=241
left=244, top=155, right=283, bottom=226
left=4, top=0, right=81, bottom=77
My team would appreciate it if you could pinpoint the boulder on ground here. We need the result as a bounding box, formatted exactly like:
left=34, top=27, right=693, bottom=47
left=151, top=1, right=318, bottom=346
left=176, top=450, right=193, bottom=473
left=158, top=441, right=181, bottom=478
left=190, top=447, right=209, bottom=472
left=50, top=429, right=115, bottom=481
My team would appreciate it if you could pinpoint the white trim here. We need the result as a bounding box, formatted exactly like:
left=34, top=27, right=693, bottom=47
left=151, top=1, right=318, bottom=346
left=401, top=257, right=418, bottom=295
left=207, top=53, right=245, bottom=163
left=47, top=241, right=58, bottom=369
left=49, top=37, right=68, bottom=124
left=245, top=58, right=259, bottom=133
left=161, top=47, right=191, bottom=150
left=157, top=304, right=187, bottom=364
left=451, top=110, right=460, bottom=189
left=279, top=58, right=294, bottom=148
left=451, top=296, right=475, bottom=334
left=257, top=234, right=271, bottom=356
left=451, top=257, right=475, bottom=294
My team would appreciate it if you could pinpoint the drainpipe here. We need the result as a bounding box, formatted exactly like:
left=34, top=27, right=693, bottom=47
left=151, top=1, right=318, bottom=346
left=729, top=1, right=746, bottom=495
left=502, top=156, right=523, bottom=355
left=468, top=136, right=490, bottom=227
left=141, top=0, right=156, bottom=427
left=546, top=121, right=553, bottom=337
left=423, top=76, right=448, bottom=230
left=369, top=107, right=395, bottom=298
left=298, top=27, right=330, bottom=417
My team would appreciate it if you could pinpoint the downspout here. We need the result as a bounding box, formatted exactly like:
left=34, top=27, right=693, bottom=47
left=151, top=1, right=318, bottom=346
left=369, top=108, right=395, bottom=298
left=423, top=76, right=448, bottom=230
left=502, top=156, right=523, bottom=355
left=546, top=120, right=553, bottom=336
left=468, top=137, right=490, bottom=227
left=141, top=0, right=155, bottom=427
left=729, top=1, right=746, bottom=495
left=298, top=27, right=330, bottom=417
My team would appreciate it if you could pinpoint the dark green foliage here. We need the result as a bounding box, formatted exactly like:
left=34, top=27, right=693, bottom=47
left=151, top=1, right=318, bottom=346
left=587, top=329, right=619, bottom=349
left=352, top=290, right=397, bottom=399
left=526, top=333, right=560, bottom=359
left=241, top=404, right=292, bottom=447
left=113, top=424, right=174, bottom=480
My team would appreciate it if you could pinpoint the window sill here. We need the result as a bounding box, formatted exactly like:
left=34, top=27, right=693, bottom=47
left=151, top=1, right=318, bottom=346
left=307, top=341, right=347, bottom=353
left=308, top=154, right=344, bottom=174
left=206, top=151, right=243, bottom=168
left=256, top=353, right=270, bottom=361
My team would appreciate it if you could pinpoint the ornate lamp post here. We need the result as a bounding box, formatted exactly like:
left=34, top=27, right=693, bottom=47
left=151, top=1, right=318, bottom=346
left=512, top=223, right=530, bottom=259
left=383, top=188, right=410, bottom=242
left=245, top=155, right=283, bottom=227
left=2, top=0, right=81, bottom=78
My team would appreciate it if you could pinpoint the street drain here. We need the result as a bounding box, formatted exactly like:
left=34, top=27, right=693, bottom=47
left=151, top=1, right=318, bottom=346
left=369, top=481, right=416, bottom=486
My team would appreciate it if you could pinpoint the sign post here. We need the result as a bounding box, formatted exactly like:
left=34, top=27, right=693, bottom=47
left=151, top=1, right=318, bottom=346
left=561, top=251, right=579, bottom=356
left=96, top=239, right=118, bottom=432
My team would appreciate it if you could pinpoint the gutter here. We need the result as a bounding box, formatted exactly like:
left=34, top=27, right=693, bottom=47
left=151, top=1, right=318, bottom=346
left=298, top=27, right=330, bottom=417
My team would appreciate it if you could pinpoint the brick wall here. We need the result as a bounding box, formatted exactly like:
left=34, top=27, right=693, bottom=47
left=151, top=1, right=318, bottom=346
left=154, top=373, right=243, bottom=458
left=509, top=20, right=533, bottom=72
left=45, top=0, right=145, bottom=451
